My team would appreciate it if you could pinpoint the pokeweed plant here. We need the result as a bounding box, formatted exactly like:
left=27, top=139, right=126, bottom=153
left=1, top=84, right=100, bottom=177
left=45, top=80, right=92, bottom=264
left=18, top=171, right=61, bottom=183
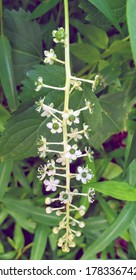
left=35, top=0, right=101, bottom=253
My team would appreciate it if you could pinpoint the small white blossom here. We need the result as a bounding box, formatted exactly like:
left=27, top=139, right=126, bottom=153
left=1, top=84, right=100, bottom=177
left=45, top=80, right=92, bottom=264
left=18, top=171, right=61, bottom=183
left=37, top=136, right=48, bottom=158
left=41, top=103, right=54, bottom=118
left=43, top=49, right=57, bottom=65
left=65, top=144, right=82, bottom=161
left=76, top=166, right=93, bottom=184
left=52, top=27, right=65, bottom=43
left=70, top=79, right=83, bottom=91
left=56, top=153, right=66, bottom=166
left=35, top=98, right=45, bottom=113
left=88, top=188, right=95, bottom=203
left=47, top=159, right=56, bottom=176
left=83, top=123, right=90, bottom=139
left=69, top=128, right=82, bottom=142
left=46, top=118, right=62, bottom=134
left=59, top=191, right=73, bottom=204
left=62, top=109, right=80, bottom=126
left=44, top=176, right=60, bottom=192
left=35, top=76, right=44, bottom=91
left=37, top=164, right=47, bottom=180
left=85, top=99, right=94, bottom=114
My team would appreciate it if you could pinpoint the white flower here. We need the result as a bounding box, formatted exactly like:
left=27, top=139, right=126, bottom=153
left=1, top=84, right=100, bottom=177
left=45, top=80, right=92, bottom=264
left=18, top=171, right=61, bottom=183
left=76, top=166, right=93, bottom=184
left=43, top=49, right=57, bottom=65
left=37, top=164, right=47, bottom=180
left=52, top=27, right=65, bottom=43
left=44, top=176, right=60, bottom=192
left=70, top=79, right=82, bottom=91
left=56, top=153, right=66, bottom=166
left=62, top=109, right=80, bottom=126
left=85, top=99, right=94, bottom=114
left=47, top=159, right=56, bottom=176
left=37, top=136, right=48, bottom=158
left=41, top=103, right=54, bottom=118
left=69, top=128, right=82, bottom=142
left=35, top=98, right=45, bottom=113
left=59, top=191, right=73, bottom=204
left=35, top=76, right=44, bottom=91
left=87, top=188, right=95, bottom=203
left=46, top=118, right=62, bottom=134
left=65, top=144, right=82, bottom=161
left=83, top=123, right=90, bottom=139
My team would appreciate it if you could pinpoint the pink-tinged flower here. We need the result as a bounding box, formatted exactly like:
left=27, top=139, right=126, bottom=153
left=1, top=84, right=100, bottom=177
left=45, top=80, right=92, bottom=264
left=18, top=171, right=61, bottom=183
left=44, top=177, right=60, bottom=192
left=56, top=153, right=66, bottom=166
left=41, top=103, right=54, bottom=118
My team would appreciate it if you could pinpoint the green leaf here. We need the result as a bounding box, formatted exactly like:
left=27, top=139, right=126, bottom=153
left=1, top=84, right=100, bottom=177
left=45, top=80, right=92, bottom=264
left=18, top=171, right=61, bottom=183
left=125, top=128, right=136, bottom=170
left=102, top=162, right=123, bottom=179
left=0, top=161, right=13, bottom=201
left=88, top=0, right=123, bottom=34
left=3, top=196, right=60, bottom=226
left=127, top=0, right=136, bottom=64
left=0, top=104, right=10, bottom=132
left=70, top=19, right=108, bottom=49
left=0, top=251, right=16, bottom=260
left=129, top=215, right=136, bottom=250
left=30, top=224, right=49, bottom=260
left=0, top=36, right=18, bottom=111
left=13, top=164, right=32, bottom=194
left=70, top=43, right=100, bottom=65
left=9, top=210, right=36, bottom=233
left=3, top=8, right=42, bottom=83
left=87, top=181, right=136, bottom=201
left=91, top=92, right=127, bottom=148
left=31, top=0, right=61, bottom=19
left=82, top=84, right=102, bottom=136
left=14, top=223, right=25, bottom=251
left=81, top=202, right=136, bottom=259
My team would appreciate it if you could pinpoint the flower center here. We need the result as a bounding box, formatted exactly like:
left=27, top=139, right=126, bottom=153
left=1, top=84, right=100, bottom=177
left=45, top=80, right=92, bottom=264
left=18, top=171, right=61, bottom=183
left=82, top=172, right=87, bottom=178
left=70, top=148, right=75, bottom=154
left=49, top=165, right=54, bottom=170
left=69, top=115, right=75, bottom=122
left=63, top=194, right=68, bottom=199
left=53, top=123, right=59, bottom=130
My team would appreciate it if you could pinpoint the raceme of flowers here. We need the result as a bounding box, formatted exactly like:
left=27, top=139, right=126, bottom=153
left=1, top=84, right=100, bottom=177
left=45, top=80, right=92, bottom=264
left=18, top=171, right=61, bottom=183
left=35, top=26, right=101, bottom=253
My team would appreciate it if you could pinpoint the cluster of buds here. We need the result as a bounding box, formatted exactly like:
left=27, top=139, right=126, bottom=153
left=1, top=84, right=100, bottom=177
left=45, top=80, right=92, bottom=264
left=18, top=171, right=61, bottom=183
left=35, top=26, right=101, bottom=252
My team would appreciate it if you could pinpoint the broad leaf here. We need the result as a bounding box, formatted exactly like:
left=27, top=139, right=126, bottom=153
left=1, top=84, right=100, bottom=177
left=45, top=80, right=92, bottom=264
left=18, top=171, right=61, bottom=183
left=3, top=8, right=42, bottom=83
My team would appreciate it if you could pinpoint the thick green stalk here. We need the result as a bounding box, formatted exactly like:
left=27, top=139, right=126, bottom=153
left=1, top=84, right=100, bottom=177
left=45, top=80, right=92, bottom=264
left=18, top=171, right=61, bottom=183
left=63, top=0, right=71, bottom=248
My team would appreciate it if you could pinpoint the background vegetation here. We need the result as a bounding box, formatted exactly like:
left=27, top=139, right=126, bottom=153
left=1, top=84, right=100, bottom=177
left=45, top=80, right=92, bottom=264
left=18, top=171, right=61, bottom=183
left=0, top=0, right=136, bottom=260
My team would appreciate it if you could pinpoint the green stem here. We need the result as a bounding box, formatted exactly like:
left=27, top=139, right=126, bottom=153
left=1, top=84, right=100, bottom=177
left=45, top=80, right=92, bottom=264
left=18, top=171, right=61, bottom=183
left=0, top=0, right=3, bottom=36
left=63, top=0, right=71, bottom=249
